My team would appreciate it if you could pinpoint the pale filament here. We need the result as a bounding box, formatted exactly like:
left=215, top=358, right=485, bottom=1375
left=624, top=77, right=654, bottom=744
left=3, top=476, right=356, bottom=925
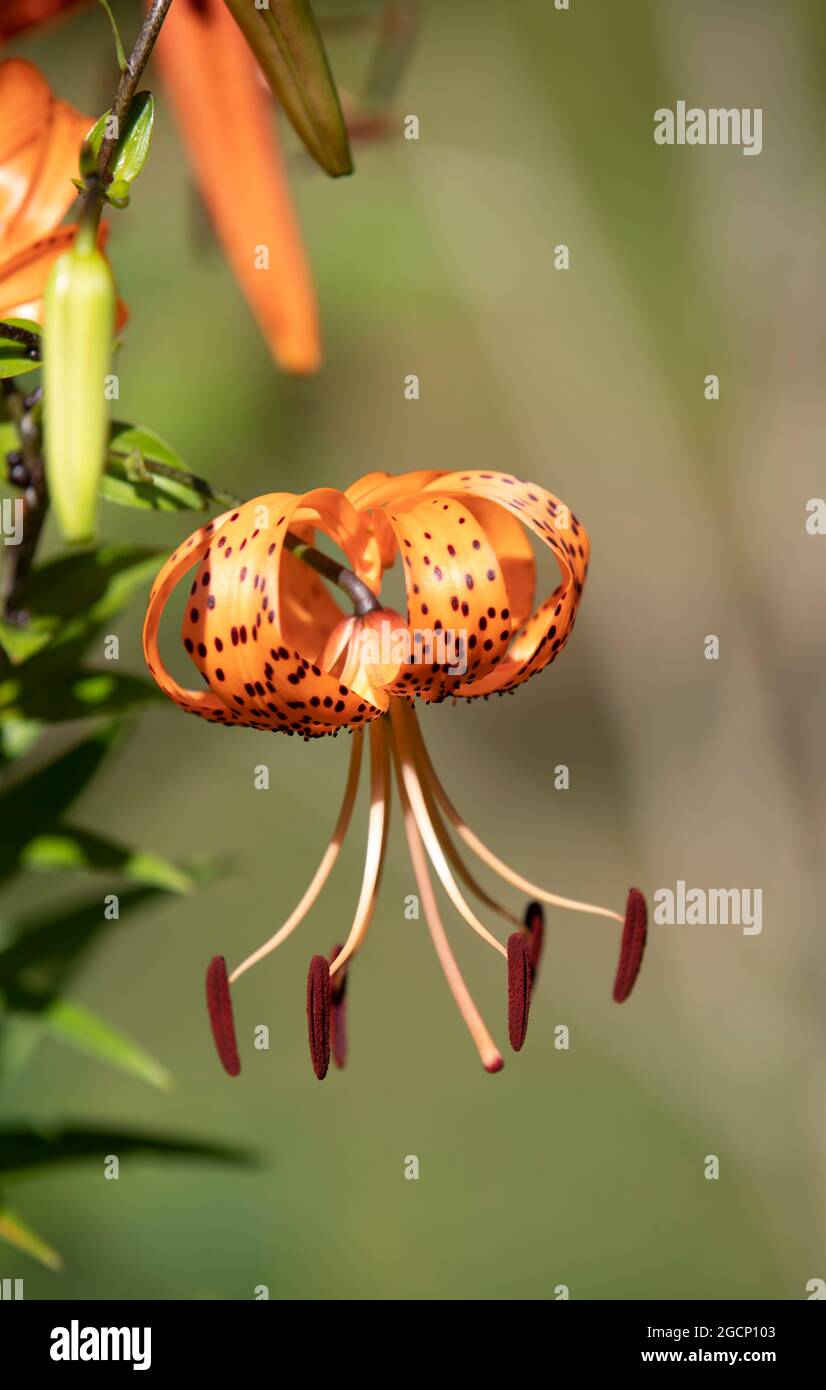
left=406, top=714, right=521, bottom=931
left=393, top=744, right=503, bottom=1074
left=406, top=705, right=624, bottom=926
left=329, top=717, right=390, bottom=978
left=390, top=701, right=508, bottom=959
left=229, top=729, right=364, bottom=984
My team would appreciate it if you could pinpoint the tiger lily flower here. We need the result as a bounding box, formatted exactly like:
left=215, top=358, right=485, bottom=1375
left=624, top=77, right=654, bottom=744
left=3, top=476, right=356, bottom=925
left=144, top=470, right=648, bottom=1078
left=0, top=58, right=92, bottom=324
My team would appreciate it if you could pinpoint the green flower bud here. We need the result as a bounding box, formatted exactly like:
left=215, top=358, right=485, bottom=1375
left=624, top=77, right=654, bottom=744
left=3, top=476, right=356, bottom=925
left=43, top=242, right=115, bottom=544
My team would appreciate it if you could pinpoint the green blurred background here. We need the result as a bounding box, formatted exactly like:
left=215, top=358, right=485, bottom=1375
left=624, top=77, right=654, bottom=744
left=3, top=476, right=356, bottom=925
left=3, top=0, right=825, bottom=1298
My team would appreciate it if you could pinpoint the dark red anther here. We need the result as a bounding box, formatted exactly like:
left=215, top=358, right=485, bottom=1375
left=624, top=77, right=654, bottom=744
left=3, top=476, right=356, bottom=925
left=613, top=887, right=648, bottom=1002
left=306, top=954, right=332, bottom=1079
left=523, top=900, right=544, bottom=983
left=328, top=944, right=348, bottom=1070
left=206, top=955, right=240, bottom=1077
left=507, top=932, right=531, bottom=1051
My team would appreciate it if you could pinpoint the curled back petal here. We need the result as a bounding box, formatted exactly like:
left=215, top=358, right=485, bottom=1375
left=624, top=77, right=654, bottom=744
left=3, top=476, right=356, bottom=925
left=418, top=471, right=589, bottom=699
left=143, top=510, right=237, bottom=724
left=145, top=490, right=388, bottom=738
left=381, top=493, right=513, bottom=701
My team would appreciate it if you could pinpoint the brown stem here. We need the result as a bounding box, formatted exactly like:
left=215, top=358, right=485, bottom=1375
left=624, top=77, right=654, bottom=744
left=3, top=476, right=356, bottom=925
left=79, top=0, right=174, bottom=229
left=2, top=382, right=47, bottom=623
left=3, top=0, right=176, bottom=624
left=0, top=322, right=41, bottom=358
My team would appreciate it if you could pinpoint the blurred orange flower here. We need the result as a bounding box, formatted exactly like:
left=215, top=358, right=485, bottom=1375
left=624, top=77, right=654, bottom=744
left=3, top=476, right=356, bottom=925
left=0, top=58, right=90, bottom=323
left=2, top=0, right=322, bottom=369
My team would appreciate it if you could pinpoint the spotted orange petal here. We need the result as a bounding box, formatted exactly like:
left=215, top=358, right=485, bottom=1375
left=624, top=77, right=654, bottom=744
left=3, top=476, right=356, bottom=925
left=417, top=471, right=589, bottom=699
left=380, top=492, right=513, bottom=701
left=144, top=490, right=388, bottom=738
left=152, top=0, right=320, bottom=373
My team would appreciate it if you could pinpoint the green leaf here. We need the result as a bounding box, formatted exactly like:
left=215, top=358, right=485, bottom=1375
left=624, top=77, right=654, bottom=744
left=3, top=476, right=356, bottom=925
left=1, top=987, right=172, bottom=1090
left=85, top=92, right=155, bottom=189
left=19, top=827, right=198, bottom=894
left=0, top=718, right=42, bottom=764
left=0, top=668, right=164, bottom=724
left=0, top=1124, right=253, bottom=1177
left=0, top=885, right=158, bottom=988
left=224, top=0, right=352, bottom=177
left=97, top=0, right=128, bottom=72
left=0, top=723, right=123, bottom=843
left=0, top=545, right=162, bottom=669
left=0, top=1194, right=62, bottom=1270
left=0, top=616, right=57, bottom=665
left=0, top=319, right=41, bottom=379
left=103, top=422, right=208, bottom=512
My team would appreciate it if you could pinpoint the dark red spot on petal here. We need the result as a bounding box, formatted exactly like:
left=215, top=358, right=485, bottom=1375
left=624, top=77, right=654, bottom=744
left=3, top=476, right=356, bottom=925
left=613, top=887, right=647, bottom=1002
left=206, top=955, right=240, bottom=1077
left=507, top=932, right=530, bottom=1051
left=306, top=954, right=332, bottom=1079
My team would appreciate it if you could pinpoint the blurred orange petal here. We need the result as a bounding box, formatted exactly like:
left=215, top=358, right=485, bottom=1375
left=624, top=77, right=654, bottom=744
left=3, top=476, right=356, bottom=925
left=153, top=0, right=321, bottom=373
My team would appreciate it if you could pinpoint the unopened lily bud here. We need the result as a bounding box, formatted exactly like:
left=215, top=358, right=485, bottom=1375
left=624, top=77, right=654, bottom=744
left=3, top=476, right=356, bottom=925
left=43, top=241, right=114, bottom=544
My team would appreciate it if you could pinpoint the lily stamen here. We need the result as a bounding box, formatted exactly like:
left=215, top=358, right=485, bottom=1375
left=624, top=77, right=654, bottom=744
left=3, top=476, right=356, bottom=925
left=228, top=730, right=363, bottom=985
left=406, top=711, right=625, bottom=927
left=328, top=719, right=390, bottom=978
left=390, top=700, right=508, bottom=961
left=396, top=765, right=503, bottom=1074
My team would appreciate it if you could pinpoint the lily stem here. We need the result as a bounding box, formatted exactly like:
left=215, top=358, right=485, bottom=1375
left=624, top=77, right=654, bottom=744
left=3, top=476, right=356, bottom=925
left=0, top=322, right=41, bottom=358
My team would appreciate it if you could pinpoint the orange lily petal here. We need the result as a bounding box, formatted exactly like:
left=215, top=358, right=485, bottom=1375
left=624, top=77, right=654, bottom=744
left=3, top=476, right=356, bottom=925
left=0, top=222, right=128, bottom=328
left=419, top=471, right=589, bottom=699
left=152, top=0, right=321, bottom=373
left=144, top=491, right=388, bottom=737
left=0, top=1, right=82, bottom=43
left=381, top=493, right=513, bottom=701
left=0, top=59, right=90, bottom=263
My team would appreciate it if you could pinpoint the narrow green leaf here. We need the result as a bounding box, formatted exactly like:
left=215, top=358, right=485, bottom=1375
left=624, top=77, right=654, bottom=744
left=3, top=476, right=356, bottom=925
left=0, top=718, right=42, bottom=764
left=1, top=988, right=171, bottom=1090
left=0, top=319, right=41, bottom=379
left=19, top=826, right=198, bottom=894
left=0, top=1194, right=62, bottom=1270
left=0, top=668, right=163, bottom=724
left=0, top=616, right=57, bottom=665
left=0, top=545, right=162, bottom=670
left=103, top=422, right=208, bottom=512
left=224, top=0, right=352, bottom=177
left=97, top=0, right=128, bottom=72
left=0, top=723, right=124, bottom=843
left=0, top=1125, right=253, bottom=1177
left=0, top=886, right=158, bottom=986
left=85, top=92, right=155, bottom=188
